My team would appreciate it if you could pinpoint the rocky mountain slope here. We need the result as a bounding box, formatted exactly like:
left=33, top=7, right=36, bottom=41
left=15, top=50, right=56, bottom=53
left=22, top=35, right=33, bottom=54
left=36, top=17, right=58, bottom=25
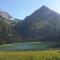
left=15, top=5, right=60, bottom=43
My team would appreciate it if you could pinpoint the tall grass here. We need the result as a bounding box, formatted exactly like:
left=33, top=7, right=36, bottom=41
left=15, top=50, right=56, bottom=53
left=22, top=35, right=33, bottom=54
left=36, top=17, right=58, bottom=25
left=0, top=50, right=60, bottom=60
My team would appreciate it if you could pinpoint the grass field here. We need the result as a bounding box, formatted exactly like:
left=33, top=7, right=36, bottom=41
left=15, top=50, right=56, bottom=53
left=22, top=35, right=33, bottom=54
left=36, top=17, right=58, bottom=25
left=0, top=42, right=59, bottom=60
left=0, top=50, right=60, bottom=60
left=0, top=42, right=49, bottom=51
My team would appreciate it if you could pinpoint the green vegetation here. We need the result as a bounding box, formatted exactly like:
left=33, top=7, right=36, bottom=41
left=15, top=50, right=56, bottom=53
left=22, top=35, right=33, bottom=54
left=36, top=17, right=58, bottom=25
left=0, top=16, right=21, bottom=44
left=0, top=50, right=60, bottom=60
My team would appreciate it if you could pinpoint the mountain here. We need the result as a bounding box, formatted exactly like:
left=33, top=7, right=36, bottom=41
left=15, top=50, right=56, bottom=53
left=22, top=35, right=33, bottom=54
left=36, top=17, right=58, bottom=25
left=0, top=11, right=22, bottom=44
left=0, top=10, right=12, bottom=20
left=15, top=5, right=60, bottom=42
left=0, top=5, right=60, bottom=45
left=29, top=5, right=60, bottom=21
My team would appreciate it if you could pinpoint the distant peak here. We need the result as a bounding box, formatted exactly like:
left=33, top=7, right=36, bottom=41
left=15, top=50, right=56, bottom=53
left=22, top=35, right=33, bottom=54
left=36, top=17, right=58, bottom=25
left=40, top=5, right=49, bottom=10
left=41, top=5, right=48, bottom=8
left=0, top=10, right=12, bottom=20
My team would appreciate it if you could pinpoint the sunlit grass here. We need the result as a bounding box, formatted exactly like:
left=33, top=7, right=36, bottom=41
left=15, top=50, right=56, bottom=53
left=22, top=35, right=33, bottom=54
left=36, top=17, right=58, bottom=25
left=0, top=50, right=60, bottom=60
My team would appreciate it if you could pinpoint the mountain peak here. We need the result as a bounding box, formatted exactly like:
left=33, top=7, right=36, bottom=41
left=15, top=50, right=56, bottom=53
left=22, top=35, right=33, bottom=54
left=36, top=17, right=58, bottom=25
left=31, top=5, right=50, bottom=16
left=40, top=5, right=48, bottom=8
left=29, top=5, right=51, bottom=19
left=25, top=5, right=59, bottom=21
left=39, top=5, right=50, bottom=11
left=0, top=10, right=12, bottom=20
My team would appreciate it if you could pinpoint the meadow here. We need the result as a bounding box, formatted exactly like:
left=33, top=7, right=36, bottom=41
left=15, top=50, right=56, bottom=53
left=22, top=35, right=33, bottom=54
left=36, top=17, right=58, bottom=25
left=0, top=50, right=60, bottom=60
left=0, top=42, right=59, bottom=60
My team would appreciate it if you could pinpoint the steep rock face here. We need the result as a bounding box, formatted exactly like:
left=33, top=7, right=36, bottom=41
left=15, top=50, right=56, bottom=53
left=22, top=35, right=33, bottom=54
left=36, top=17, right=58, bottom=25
left=16, top=5, right=60, bottom=42
left=24, top=5, right=60, bottom=23
left=30, top=6, right=60, bottom=21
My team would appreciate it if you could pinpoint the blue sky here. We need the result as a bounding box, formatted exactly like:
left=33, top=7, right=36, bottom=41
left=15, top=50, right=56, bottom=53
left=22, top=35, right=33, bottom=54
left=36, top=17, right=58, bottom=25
left=0, top=0, right=60, bottom=19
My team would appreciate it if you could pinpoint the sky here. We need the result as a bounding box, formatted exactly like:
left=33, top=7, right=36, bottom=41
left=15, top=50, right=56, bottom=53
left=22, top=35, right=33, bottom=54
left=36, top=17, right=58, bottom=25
left=0, top=0, right=60, bottom=19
